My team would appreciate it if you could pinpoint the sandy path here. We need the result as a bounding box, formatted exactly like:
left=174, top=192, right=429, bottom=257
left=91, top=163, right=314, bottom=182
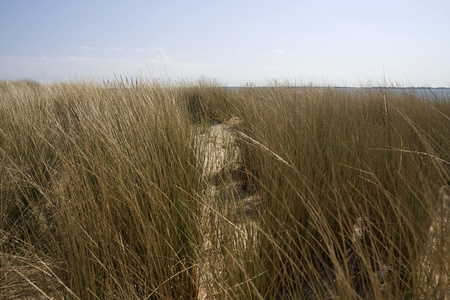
left=194, top=118, right=259, bottom=299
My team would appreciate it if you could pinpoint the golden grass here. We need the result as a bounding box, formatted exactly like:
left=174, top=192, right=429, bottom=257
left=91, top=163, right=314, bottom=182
left=0, top=79, right=448, bottom=299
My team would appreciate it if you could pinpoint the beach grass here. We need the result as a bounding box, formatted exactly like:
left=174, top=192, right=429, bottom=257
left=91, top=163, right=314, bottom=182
left=0, top=79, right=448, bottom=299
left=230, top=86, right=449, bottom=298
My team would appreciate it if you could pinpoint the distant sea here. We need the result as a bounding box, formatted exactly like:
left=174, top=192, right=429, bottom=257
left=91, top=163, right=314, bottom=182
left=334, top=87, right=450, bottom=100
left=225, top=87, right=450, bottom=100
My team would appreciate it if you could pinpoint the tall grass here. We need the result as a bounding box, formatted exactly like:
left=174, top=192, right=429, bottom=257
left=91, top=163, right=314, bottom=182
left=1, top=80, right=203, bottom=298
left=1, top=80, right=448, bottom=299
left=230, top=86, right=449, bottom=298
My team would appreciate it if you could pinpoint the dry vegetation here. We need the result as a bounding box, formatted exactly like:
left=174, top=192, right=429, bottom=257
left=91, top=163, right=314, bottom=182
left=0, top=79, right=449, bottom=299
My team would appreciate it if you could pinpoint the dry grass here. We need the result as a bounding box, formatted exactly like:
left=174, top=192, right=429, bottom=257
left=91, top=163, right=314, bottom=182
left=230, top=86, right=449, bottom=299
left=1, top=80, right=202, bottom=299
left=0, top=80, right=449, bottom=299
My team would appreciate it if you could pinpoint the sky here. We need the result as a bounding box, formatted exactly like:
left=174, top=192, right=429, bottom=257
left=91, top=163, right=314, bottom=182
left=0, top=0, right=449, bottom=87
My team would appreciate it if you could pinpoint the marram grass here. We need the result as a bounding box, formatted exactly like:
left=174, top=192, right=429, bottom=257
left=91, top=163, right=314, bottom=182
left=0, top=80, right=448, bottom=299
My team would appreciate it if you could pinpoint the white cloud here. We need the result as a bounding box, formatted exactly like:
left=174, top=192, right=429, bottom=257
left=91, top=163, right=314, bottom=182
left=79, top=46, right=124, bottom=52
left=110, top=47, right=125, bottom=52
left=136, top=47, right=165, bottom=54
left=136, top=48, right=173, bottom=65
left=78, top=46, right=168, bottom=57
left=79, top=45, right=98, bottom=50
left=273, top=49, right=284, bottom=54
left=65, top=56, right=96, bottom=61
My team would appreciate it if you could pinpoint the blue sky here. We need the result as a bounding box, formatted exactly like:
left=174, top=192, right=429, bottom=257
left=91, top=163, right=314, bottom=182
left=1, top=0, right=449, bottom=86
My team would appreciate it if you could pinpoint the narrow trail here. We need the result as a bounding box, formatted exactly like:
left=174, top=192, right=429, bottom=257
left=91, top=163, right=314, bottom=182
left=194, top=117, right=259, bottom=299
